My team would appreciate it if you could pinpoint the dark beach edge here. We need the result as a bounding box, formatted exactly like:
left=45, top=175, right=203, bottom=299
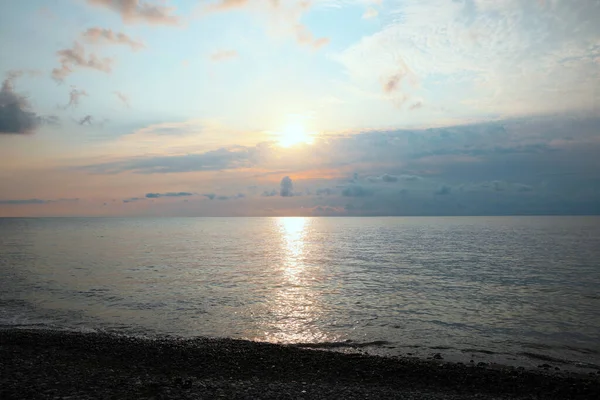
left=1, top=329, right=599, bottom=400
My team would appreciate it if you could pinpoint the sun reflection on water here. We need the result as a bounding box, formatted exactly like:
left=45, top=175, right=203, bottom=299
left=254, top=217, right=334, bottom=344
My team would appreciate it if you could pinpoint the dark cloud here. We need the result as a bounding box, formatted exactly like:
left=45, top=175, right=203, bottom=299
left=52, top=42, right=113, bottom=82
left=0, top=198, right=48, bottom=205
left=434, top=185, right=452, bottom=195
left=145, top=192, right=193, bottom=198
left=203, top=193, right=244, bottom=200
left=0, top=198, right=78, bottom=205
left=381, top=173, right=398, bottom=183
left=0, top=72, right=58, bottom=135
left=123, top=197, right=143, bottom=203
left=280, top=176, right=293, bottom=197
left=342, top=185, right=373, bottom=197
left=86, top=0, right=180, bottom=25
left=82, top=27, right=145, bottom=50
left=79, top=115, right=93, bottom=125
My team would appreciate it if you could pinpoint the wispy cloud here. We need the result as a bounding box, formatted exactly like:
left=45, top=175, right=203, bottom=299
left=210, top=50, right=239, bottom=62
left=202, top=0, right=329, bottom=49
left=85, top=0, right=180, bottom=26
left=52, top=42, right=113, bottom=82
left=82, top=27, right=145, bottom=51
left=362, top=7, right=378, bottom=19
left=114, top=91, right=130, bottom=108
left=66, top=87, right=88, bottom=108
left=205, top=0, right=250, bottom=12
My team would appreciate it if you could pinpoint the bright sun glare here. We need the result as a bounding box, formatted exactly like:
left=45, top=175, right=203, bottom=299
left=277, top=123, right=315, bottom=148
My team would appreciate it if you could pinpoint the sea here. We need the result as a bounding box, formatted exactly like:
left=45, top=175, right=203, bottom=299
left=1, top=216, right=599, bottom=371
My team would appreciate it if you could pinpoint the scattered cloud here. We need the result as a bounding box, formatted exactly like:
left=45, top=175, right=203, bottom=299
left=82, top=27, right=145, bottom=51
left=85, top=0, right=180, bottom=26
left=79, top=115, right=94, bottom=125
left=52, top=42, right=113, bottom=82
left=66, top=87, right=88, bottom=108
left=294, top=23, right=330, bottom=49
left=210, top=50, right=238, bottom=62
left=0, top=72, right=58, bottom=135
left=114, top=91, right=130, bottom=108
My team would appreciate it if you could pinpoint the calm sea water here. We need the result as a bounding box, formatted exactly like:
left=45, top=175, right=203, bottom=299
left=1, top=217, right=599, bottom=369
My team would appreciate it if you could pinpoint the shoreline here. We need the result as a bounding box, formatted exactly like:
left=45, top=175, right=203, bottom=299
left=2, top=329, right=600, bottom=399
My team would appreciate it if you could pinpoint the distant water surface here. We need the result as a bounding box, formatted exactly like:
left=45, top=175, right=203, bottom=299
left=1, top=217, right=599, bottom=369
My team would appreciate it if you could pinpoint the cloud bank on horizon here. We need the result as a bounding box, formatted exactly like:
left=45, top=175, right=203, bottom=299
left=0, top=0, right=599, bottom=216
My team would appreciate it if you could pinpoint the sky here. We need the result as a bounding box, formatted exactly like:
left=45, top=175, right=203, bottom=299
left=1, top=0, right=599, bottom=216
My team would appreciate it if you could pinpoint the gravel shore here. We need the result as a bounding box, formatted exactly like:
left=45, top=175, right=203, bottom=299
left=1, top=329, right=599, bottom=399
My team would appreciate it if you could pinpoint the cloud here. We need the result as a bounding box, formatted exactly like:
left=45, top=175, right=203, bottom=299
left=335, top=0, right=600, bottom=115
left=280, top=176, right=293, bottom=197
left=123, top=197, right=143, bottom=203
left=114, top=91, right=130, bottom=108
left=342, top=185, right=373, bottom=197
left=210, top=50, right=239, bottom=62
left=145, top=192, right=194, bottom=198
left=52, top=42, right=113, bottom=82
left=0, top=198, right=78, bottom=205
left=0, top=199, right=48, bottom=205
left=82, top=27, right=145, bottom=50
left=409, top=101, right=423, bottom=111
left=262, top=189, right=278, bottom=197
left=362, top=7, right=378, bottom=19
left=203, top=0, right=328, bottom=49
left=435, top=185, right=451, bottom=195
left=381, top=173, right=398, bottom=183
left=0, top=72, right=58, bottom=135
left=205, top=0, right=249, bottom=12
left=311, top=205, right=346, bottom=216
left=203, top=192, right=245, bottom=200
left=86, top=0, right=180, bottom=25
left=316, top=188, right=334, bottom=195
left=294, top=23, right=330, bottom=49
left=79, top=115, right=94, bottom=125
left=66, top=87, right=88, bottom=108
left=83, top=145, right=258, bottom=174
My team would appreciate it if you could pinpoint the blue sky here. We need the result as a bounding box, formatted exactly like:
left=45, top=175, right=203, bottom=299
left=1, top=0, right=599, bottom=216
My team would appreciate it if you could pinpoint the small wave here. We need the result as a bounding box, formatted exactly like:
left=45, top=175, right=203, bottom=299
left=518, top=352, right=570, bottom=364
left=292, top=340, right=391, bottom=349
left=462, top=348, right=497, bottom=355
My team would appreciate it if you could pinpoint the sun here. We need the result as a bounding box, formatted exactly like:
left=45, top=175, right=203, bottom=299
left=277, top=122, right=315, bottom=148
